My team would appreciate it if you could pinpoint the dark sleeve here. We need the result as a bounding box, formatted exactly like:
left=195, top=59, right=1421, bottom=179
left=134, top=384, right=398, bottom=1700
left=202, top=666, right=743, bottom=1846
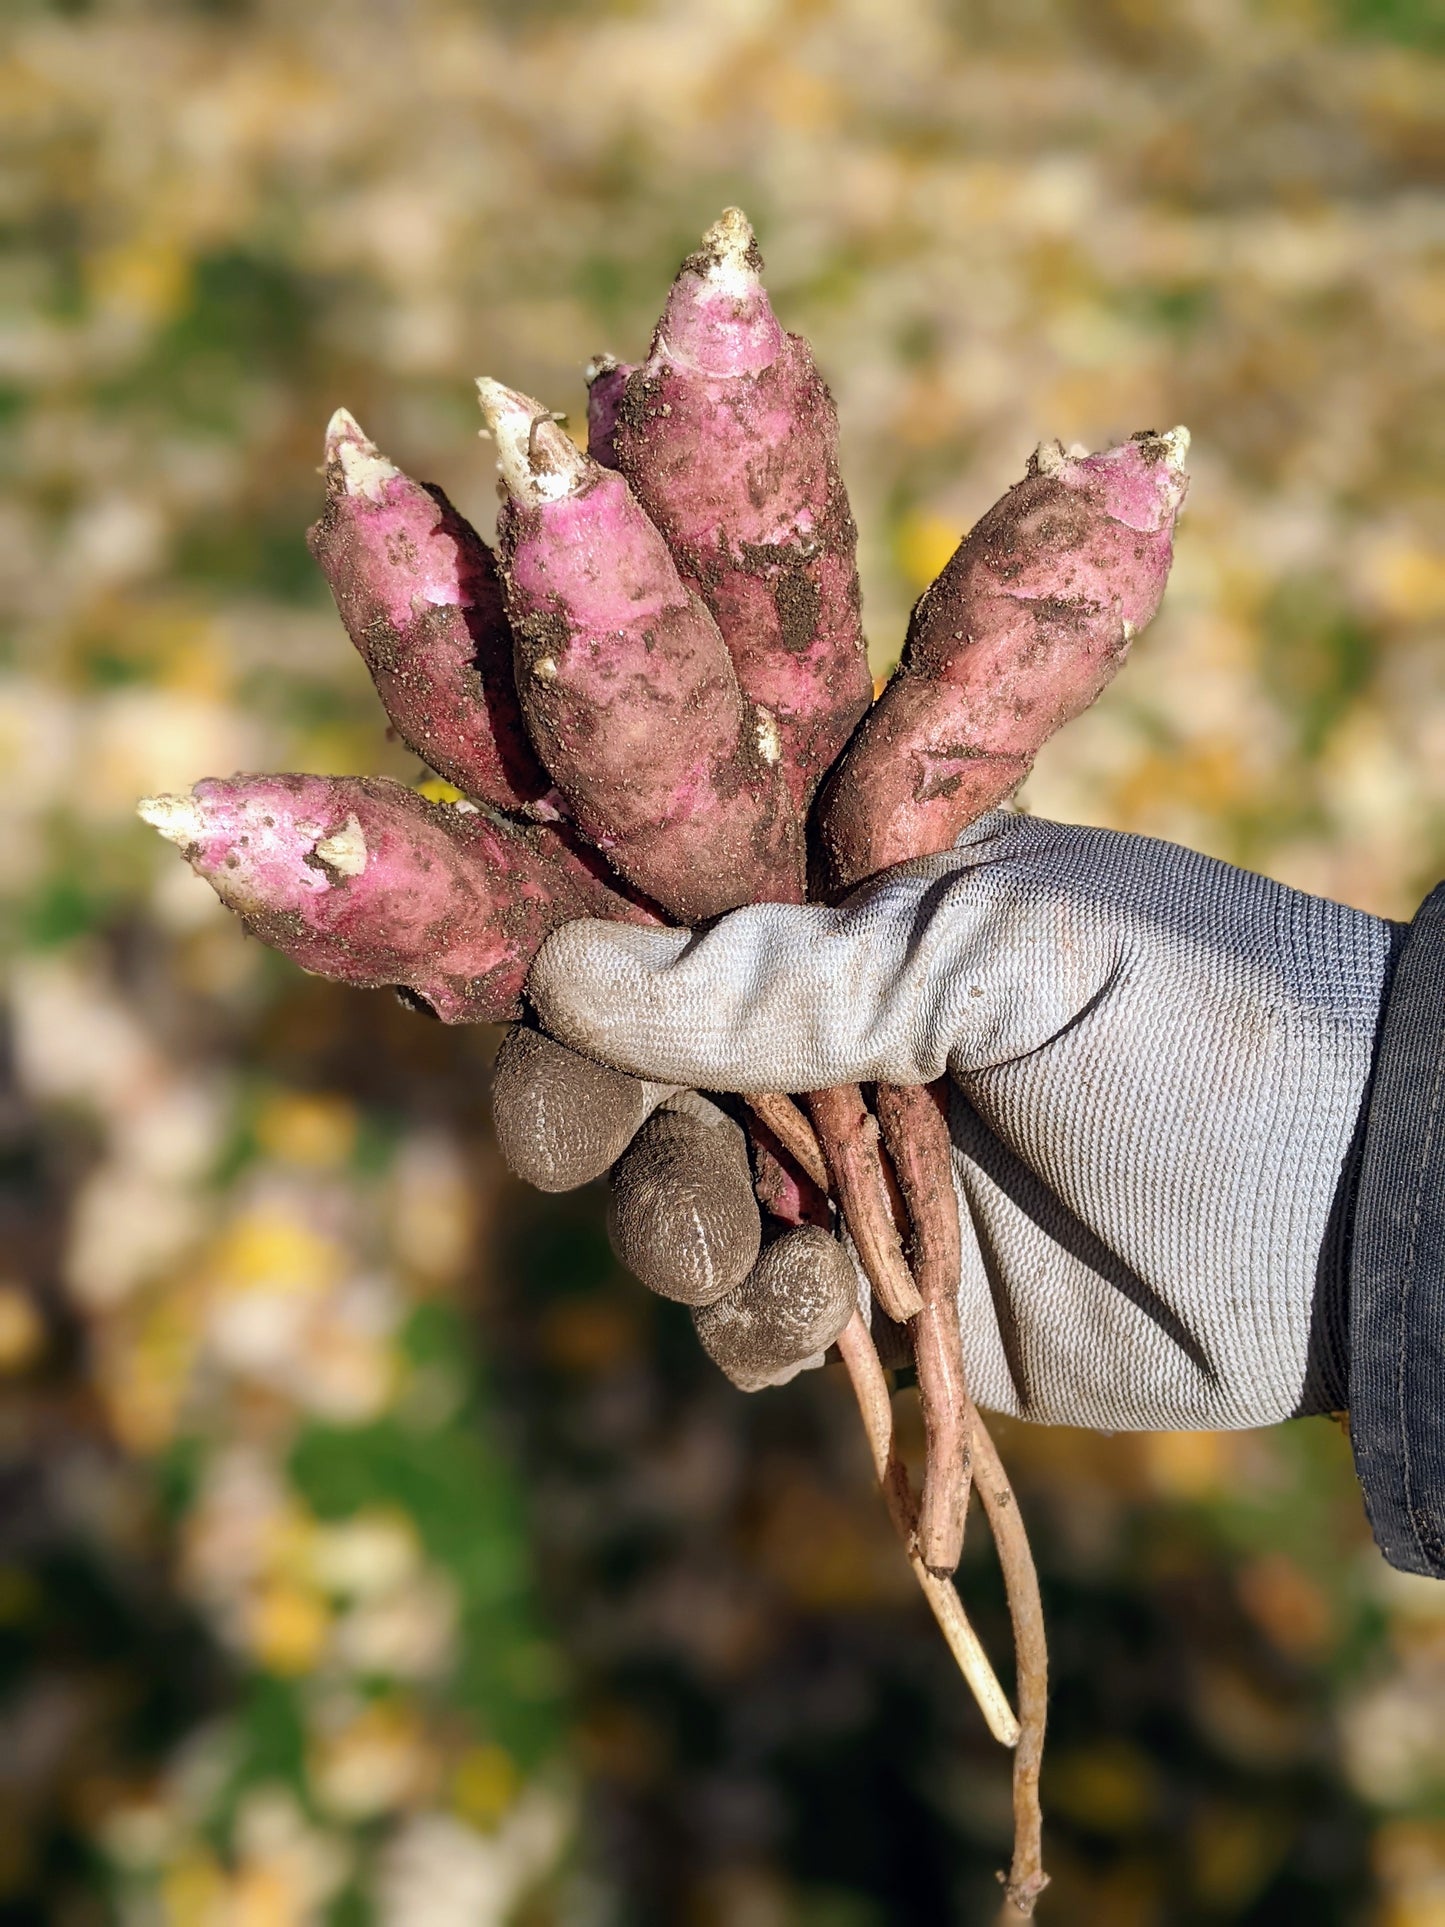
left=1349, top=881, right=1445, bottom=1578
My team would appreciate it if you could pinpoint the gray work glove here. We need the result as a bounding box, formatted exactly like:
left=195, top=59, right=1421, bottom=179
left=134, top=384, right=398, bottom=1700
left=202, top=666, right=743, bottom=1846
left=504, top=810, right=1398, bottom=1431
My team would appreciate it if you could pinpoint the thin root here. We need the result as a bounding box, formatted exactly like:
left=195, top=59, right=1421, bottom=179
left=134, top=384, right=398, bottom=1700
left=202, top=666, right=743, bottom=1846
left=834, top=1311, right=1019, bottom=1747
left=971, top=1408, right=1049, bottom=1915
left=744, top=1091, right=830, bottom=1192
left=805, top=1085, right=923, bottom=1322
left=876, top=1080, right=970, bottom=1573
left=780, top=1088, right=1049, bottom=1907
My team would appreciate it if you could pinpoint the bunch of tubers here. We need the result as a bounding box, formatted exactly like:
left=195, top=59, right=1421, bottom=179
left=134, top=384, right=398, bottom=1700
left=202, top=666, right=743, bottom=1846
left=139, top=210, right=1189, bottom=1914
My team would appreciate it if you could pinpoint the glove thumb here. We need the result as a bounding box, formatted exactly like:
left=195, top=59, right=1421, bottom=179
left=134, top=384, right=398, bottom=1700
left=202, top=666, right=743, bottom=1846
left=528, top=815, right=1114, bottom=1093
left=528, top=907, right=857, bottom=1091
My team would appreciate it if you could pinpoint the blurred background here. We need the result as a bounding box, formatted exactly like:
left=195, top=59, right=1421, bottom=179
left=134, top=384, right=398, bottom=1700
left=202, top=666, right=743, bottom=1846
left=3, top=0, right=1443, bottom=1920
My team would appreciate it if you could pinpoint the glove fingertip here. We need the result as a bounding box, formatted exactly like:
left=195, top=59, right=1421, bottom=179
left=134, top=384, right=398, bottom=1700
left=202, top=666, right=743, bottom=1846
left=492, top=1025, right=657, bottom=1191
left=693, top=1226, right=856, bottom=1391
left=608, top=1109, right=760, bottom=1305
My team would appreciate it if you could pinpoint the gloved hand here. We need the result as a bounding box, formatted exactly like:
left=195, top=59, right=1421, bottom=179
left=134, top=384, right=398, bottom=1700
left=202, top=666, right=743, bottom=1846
left=499, top=810, right=1399, bottom=1431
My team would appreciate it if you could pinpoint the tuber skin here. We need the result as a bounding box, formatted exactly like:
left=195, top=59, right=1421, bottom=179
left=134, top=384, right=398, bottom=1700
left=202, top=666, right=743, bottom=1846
left=137, top=775, right=642, bottom=1023
left=307, top=410, right=557, bottom=817
left=820, top=429, right=1190, bottom=889
left=478, top=378, right=805, bottom=923
left=614, top=209, right=872, bottom=813
left=584, top=354, right=633, bottom=471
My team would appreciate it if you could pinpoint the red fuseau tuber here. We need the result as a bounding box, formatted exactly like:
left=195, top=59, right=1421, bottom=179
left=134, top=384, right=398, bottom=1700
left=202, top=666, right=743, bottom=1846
left=307, top=409, right=557, bottom=818
left=478, top=376, right=805, bottom=924
left=614, top=210, right=872, bottom=814
left=821, top=429, right=1189, bottom=887
left=137, top=775, right=641, bottom=1022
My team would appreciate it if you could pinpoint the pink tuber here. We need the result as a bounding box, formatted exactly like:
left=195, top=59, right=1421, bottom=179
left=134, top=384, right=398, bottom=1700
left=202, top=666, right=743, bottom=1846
left=137, top=774, right=643, bottom=1023
left=821, top=429, right=1190, bottom=888
left=613, top=210, right=872, bottom=813
left=307, top=410, right=557, bottom=817
left=477, top=378, right=805, bottom=924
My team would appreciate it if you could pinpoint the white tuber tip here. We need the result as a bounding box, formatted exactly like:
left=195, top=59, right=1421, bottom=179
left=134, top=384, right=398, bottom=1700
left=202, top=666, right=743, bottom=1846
left=313, top=814, right=368, bottom=878
left=1031, top=439, right=1068, bottom=478
left=584, top=353, right=619, bottom=387
left=137, top=792, right=206, bottom=847
left=1159, top=424, right=1191, bottom=470
left=696, top=206, right=761, bottom=297
left=475, top=378, right=590, bottom=507
left=324, top=408, right=401, bottom=503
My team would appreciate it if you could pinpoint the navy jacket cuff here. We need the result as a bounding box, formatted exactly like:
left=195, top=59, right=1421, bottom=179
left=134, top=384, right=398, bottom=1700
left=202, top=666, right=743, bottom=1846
left=1349, top=880, right=1445, bottom=1577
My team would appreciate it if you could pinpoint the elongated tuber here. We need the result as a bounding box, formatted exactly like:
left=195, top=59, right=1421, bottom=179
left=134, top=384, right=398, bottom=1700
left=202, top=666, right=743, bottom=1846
left=138, top=775, right=641, bottom=1023
left=308, top=410, right=556, bottom=816
left=821, top=429, right=1189, bottom=888
left=478, top=378, right=805, bottom=922
left=614, top=209, right=872, bottom=812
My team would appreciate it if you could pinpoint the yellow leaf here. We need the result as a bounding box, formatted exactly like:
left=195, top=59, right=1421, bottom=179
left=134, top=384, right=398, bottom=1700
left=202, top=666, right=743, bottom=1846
left=254, top=1092, right=358, bottom=1170
left=453, top=1744, right=521, bottom=1830
left=894, top=511, right=960, bottom=593
left=250, top=1584, right=330, bottom=1676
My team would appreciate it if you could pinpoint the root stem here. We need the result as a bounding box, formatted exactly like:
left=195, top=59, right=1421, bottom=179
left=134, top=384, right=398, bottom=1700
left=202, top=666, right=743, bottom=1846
left=876, top=1080, right=970, bottom=1573
left=804, top=1085, right=923, bottom=1322
left=971, top=1409, right=1049, bottom=1915
left=835, top=1312, right=1018, bottom=1747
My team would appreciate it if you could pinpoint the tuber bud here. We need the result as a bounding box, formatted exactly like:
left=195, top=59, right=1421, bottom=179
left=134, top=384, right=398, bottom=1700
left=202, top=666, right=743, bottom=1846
left=614, top=210, right=873, bottom=812
left=820, top=428, right=1191, bottom=887
left=137, top=775, right=641, bottom=1023
left=477, top=377, right=805, bottom=923
left=307, top=410, right=556, bottom=816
